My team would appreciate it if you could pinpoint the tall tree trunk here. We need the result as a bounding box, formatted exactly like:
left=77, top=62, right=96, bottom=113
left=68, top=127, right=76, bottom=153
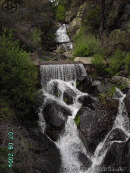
left=100, top=0, right=105, bottom=42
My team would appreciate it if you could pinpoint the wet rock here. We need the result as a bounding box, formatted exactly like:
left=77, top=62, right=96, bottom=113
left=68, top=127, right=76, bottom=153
left=124, top=89, right=130, bottom=118
left=77, top=98, right=118, bottom=154
left=105, top=128, right=128, bottom=143
left=42, top=99, right=72, bottom=141
left=43, top=99, right=72, bottom=127
left=101, top=137, right=130, bottom=173
left=78, top=152, right=92, bottom=171
left=78, top=95, right=96, bottom=110
left=28, top=129, right=61, bottom=173
left=76, top=76, right=93, bottom=93
left=63, top=87, right=76, bottom=105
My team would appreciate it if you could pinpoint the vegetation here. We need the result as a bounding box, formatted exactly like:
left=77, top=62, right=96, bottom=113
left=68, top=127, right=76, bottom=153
left=0, top=29, right=38, bottom=120
left=74, top=114, right=81, bottom=126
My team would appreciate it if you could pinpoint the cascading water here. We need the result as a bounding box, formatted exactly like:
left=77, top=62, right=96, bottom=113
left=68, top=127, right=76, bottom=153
left=38, top=64, right=130, bottom=173
left=40, top=64, right=87, bottom=88
left=56, top=24, right=73, bottom=51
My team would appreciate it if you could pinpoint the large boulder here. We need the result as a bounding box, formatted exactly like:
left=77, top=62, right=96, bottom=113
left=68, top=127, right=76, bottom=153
left=77, top=97, right=118, bottom=154
left=42, top=99, right=72, bottom=141
left=28, top=129, right=61, bottom=173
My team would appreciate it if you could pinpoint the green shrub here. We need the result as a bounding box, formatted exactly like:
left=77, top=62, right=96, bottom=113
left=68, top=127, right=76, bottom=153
left=74, top=34, right=102, bottom=57
left=107, top=48, right=126, bottom=75
left=125, top=52, right=130, bottom=71
left=55, top=5, right=66, bottom=21
left=0, top=29, right=38, bottom=119
left=92, top=54, right=106, bottom=71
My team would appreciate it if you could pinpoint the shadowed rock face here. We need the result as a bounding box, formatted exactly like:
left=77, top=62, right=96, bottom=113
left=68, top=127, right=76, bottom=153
left=101, top=138, right=130, bottom=173
left=27, top=129, right=61, bottom=173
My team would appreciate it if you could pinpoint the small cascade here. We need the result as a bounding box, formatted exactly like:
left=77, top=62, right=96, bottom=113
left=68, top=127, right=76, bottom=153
left=40, top=64, right=87, bottom=88
left=56, top=24, right=73, bottom=51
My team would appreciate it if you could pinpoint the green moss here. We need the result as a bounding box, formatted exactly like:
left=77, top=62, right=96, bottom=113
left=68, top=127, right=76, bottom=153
left=74, top=114, right=80, bottom=126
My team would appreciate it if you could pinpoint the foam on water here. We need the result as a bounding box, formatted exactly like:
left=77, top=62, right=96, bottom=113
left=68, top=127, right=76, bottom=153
left=39, top=65, right=130, bottom=173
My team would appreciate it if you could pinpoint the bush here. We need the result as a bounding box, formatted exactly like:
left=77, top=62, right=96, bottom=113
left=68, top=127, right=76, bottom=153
left=55, top=5, right=66, bottom=22
left=0, top=29, right=38, bottom=119
left=92, top=54, right=106, bottom=75
left=125, top=52, right=130, bottom=71
left=107, top=48, right=126, bottom=75
left=73, top=34, right=102, bottom=57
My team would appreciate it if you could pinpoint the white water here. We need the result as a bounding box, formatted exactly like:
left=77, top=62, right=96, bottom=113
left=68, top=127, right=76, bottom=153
left=56, top=24, right=73, bottom=51
left=38, top=64, right=130, bottom=173
left=40, top=64, right=87, bottom=88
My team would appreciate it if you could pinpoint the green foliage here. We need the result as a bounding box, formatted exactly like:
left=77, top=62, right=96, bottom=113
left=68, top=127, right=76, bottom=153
left=0, top=98, right=13, bottom=122
left=92, top=54, right=106, bottom=74
left=0, top=29, right=38, bottom=118
left=74, top=114, right=80, bottom=126
left=106, top=48, right=126, bottom=75
left=29, top=27, right=42, bottom=48
left=74, top=33, right=102, bottom=57
left=55, top=5, right=66, bottom=22
left=0, top=147, right=10, bottom=173
left=85, top=5, right=101, bottom=27
left=125, top=52, right=130, bottom=71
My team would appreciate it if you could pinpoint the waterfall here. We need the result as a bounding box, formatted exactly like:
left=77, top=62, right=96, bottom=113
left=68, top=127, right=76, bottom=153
left=38, top=64, right=130, bottom=173
left=56, top=24, right=73, bottom=51
left=40, top=64, right=87, bottom=88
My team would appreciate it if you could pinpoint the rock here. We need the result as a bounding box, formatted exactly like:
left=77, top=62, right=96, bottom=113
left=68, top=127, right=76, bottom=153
left=65, top=10, right=77, bottom=23
left=28, top=129, right=61, bottom=173
left=56, top=45, right=66, bottom=54
left=43, top=99, right=71, bottom=127
left=76, top=76, right=93, bottom=93
left=63, top=49, right=73, bottom=58
left=118, top=70, right=130, bottom=77
left=102, top=137, right=130, bottom=173
left=89, top=80, right=104, bottom=97
left=77, top=98, right=118, bottom=154
left=105, top=128, right=128, bottom=143
left=78, top=152, right=92, bottom=171
left=74, top=57, right=94, bottom=65
left=63, top=87, right=76, bottom=105
left=111, top=76, right=130, bottom=93
left=78, top=95, right=96, bottom=110
left=124, top=89, right=130, bottom=118
left=47, top=81, right=62, bottom=98
left=42, top=99, right=72, bottom=141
